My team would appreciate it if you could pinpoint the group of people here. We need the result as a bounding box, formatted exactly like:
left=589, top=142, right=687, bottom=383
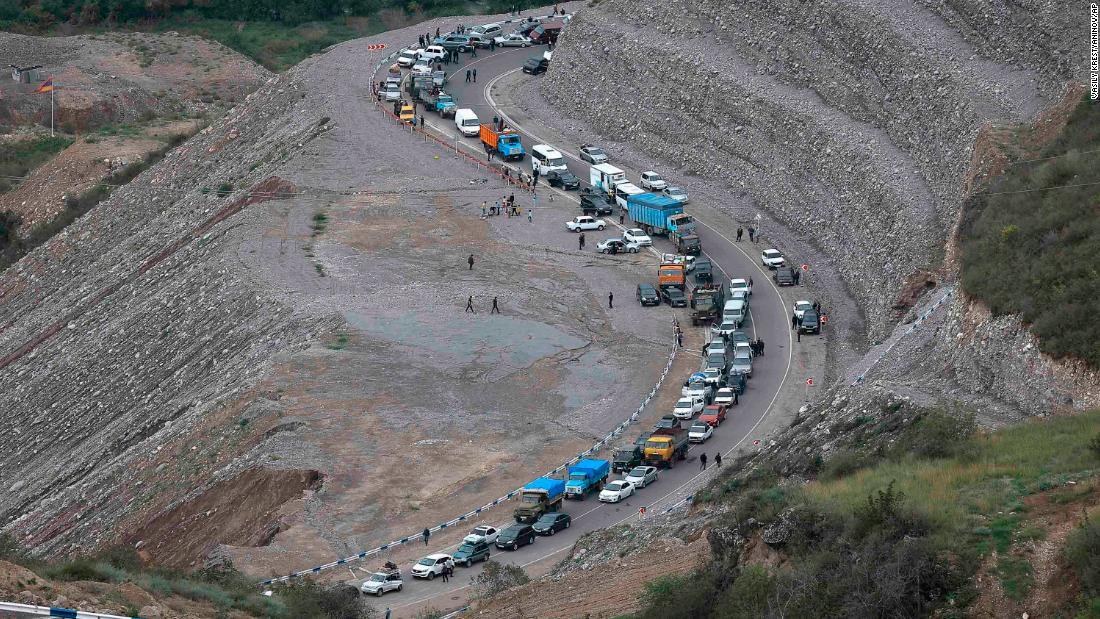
left=480, top=194, right=525, bottom=218
left=735, top=226, right=759, bottom=242
left=699, top=452, right=722, bottom=470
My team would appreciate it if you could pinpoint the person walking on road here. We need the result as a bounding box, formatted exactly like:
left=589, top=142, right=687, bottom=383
left=736, top=227, right=743, bottom=241
left=466, top=69, right=471, bottom=82
left=700, top=452, right=708, bottom=470
left=385, top=608, right=391, bottom=619
left=677, top=330, right=683, bottom=348
left=468, top=254, right=475, bottom=270
left=793, top=269, right=801, bottom=285
left=715, top=453, right=722, bottom=467
left=491, top=296, right=500, bottom=314
left=579, top=232, right=586, bottom=250
left=423, top=528, right=431, bottom=545
left=757, top=339, right=765, bottom=356
left=441, top=566, right=450, bottom=582
left=619, top=211, right=625, bottom=225
left=608, top=291, right=614, bottom=309
left=749, top=276, right=753, bottom=288
left=473, top=68, right=478, bottom=81
left=791, top=314, right=799, bottom=330
left=465, top=296, right=475, bottom=313
left=527, top=209, right=533, bottom=223
left=748, top=226, right=756, bottom=242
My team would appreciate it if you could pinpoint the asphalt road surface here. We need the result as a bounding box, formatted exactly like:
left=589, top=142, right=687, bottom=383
left=367, top=40, right=794, bottom=616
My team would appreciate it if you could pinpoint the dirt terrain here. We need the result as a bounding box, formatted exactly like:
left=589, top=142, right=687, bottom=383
left=0, top=31, right=270, bottom=132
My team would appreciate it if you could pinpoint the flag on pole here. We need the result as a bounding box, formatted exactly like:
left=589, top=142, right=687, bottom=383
left=35, top=77, right=55, bottom=93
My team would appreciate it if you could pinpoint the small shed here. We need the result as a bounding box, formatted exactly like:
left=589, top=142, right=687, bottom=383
left=10, top=65, right=43, bottom=83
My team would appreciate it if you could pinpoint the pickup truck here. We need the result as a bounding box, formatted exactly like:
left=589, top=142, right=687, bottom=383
left=564, top=459, right=610, bottom=500
left=644, top=427, right=690, bottom=468
left=513, top=477, right=565, bottom=523
left=479, top=125, right=526, bottom=160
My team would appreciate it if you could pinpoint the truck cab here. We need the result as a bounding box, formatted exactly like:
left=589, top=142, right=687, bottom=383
left=612, top=446, right=644, bottom=473
left=644, top=427, right=689, bottom=468
left=513, top=477, right=565, bottom=523
left=564, top=459, right=610, bottom=500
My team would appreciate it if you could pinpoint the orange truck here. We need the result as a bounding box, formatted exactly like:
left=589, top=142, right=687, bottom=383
left=658, top=262, right=686, bottom=289
left=479, top=125, right=527, bottom=161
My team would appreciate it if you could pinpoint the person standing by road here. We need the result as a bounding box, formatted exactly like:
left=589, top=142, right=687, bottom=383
left=736, top=227, right=743, bottom=241
left=441, top=565, right=450, bottom=582
left=608, top=291, right=614, bottom=309
left=468, top=254, right=476, bottom=270
left=793, top=269, right=801, bottom=285
left=677, top=330, right=683, bottom=348
left=473, top=68, right=478, bottom=81
left=700, top=452, right=708, bottom=470
left=748, top=226, right=756, bottom=242
left=619, top=211, right=625, bottom=225
left=423, top=528, right=431, bottom=545
left=791, top=314, right=799, bottom=330
left=715, top=453, right=722, bottom=467
left=491, top=296, right=500, bottom=314
left=579, top=232, right=586, bottom=250
left=466, top=69, right=472, bottom=82
left=527, top=209, right=533, bottom=223
left=758, top=339, right=765, bottom=356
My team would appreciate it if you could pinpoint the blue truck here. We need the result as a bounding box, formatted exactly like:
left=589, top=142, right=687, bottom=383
left=564, top=459, right=610, bottom=500
left=627, top=193, right=697, bottom=241
left=513, top=477, right=566, bottom=523
left=480, top=125, right=526, bottom=161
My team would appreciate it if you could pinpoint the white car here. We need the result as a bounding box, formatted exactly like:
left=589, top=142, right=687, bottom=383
left=624, top=465, right=659, bottom=488
left=412, top=60, right=433, bottom=75
left=494, top=33, right=532, bottom=47
left=360, top=571, right=403, bottom=596
left=730, top=278, right=752, bottom=297
left=397, top=49, right=422, bottom=67
left=688, top=421, right=713, bottom=443
left=661, top=253, right=695, bottom=271
left=543, top=49, right=553, bottom=61
left=382, top=83, right=401, bottom=102
left=701, top=367, right=724, bottom=386
left=473, top=23, right=503, bottom=38
left=596, top=238, right=641, bottom=253
left=419, top=45, right=447, bottom=61
left=732, top=341, right=753, bottom=358
left=664, top=186, right=689, bottom=204
left=673, top=396, right=704, bottom=419
left=761, top=249, right=785, bottom=269
left=729, top=290, right=750, bottom=307
left=463, top=525, right=499, bottom=545
left=623, top=228, right=652, bottom=246
left=598, top=480, right=635, bottom=503
left=705, top=340, right=727, bottom=357
left=713, top=388, right=737, bottom=407
left=712, top=317, right=739, bottom=336
left=793, top=300, right=814, bottom=320
left=639, top=171, right=667, bottom=191
left=411, top=554, right=454, bottom=580
left=566, top=216, right=606, bottom=232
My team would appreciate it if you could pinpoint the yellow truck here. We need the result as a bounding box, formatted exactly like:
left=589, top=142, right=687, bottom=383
left=644, top=426, right=689, bottom=468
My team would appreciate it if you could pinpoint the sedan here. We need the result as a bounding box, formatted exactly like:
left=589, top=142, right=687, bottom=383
left=713, top=387, right=737, bottom=407
left=761, top=248, right=786, bottom=268
left=597, top=238, right=641, bottom=254
left=730, top=278, right=752, bottom=296
left=566, top=216, right=606, bottom=231
left=731, top=351, right=753, bottom=377
left=793, top=300, right=814, bottom=320
left=699, top=404, right=727, bottom=427
left=688, top=421, right=713, bottom=443
left=579, top=144, right=609, bottom=164
left=532, top=512, right=571, bottom=535
left=623, top=228, right=652, bottom=246
left=712, top=317, right=739, bottom=336
left=397, top=49, right=422, bottom=67
left=637, top=283, right=660, bottom=306
left=664, top=186, right=689, bottom=204
left=639, top=171, right=667, bottom=191
left=546, top=169, right=580, bottom=189
left=660, top=286, right=687, bottom=307
left=463, top=525, right=499, bottom=545
left=494, top=33, right=532, bottom=47
left=599, top=480, right=635, bottom=503
left=624, top=465, right=659, bottom=488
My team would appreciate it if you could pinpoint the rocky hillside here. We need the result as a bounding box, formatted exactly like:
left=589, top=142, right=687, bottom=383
left=543, top=0, right=1079, bottom=350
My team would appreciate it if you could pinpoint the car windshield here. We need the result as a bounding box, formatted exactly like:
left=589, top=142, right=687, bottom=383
left=670, top=188, right=684, bottom=195
left=676, top=399, right=691, bottom=407
left=417, top=558, right=435, bottom=566
left=546, top=157, right=564, bottom=166
left=473, top=527, right=490, bottom=534
left=462, top=119, right=479, bottom=126
left=765, top=250, right=781, bottom=258
left=629, top=467, right=648, bottom=476
left=537, top=514, right=558, bottom=523
left=588, top=147, right=605, bottom=156
left=691, top=423, right=707, bottom=431
left=606, top=482, right=624, bottom=490
left=369, top=574, right=386, bottom=582
left=520, top=494, right=540, bottom=504
left=457, top=543, right=476, bottom=553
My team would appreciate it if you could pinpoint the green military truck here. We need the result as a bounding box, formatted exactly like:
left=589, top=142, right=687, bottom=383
left=690, top=283, right=725, bottom=326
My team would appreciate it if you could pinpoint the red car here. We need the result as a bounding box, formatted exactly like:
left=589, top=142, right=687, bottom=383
left=699, top=404, right=727, bottom=427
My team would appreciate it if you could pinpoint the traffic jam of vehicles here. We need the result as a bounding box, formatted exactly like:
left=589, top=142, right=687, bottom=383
left=363, top=13, right=826, bottom=600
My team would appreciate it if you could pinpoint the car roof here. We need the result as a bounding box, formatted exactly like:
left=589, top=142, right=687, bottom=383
left=425, top=553, right=451, bottom=559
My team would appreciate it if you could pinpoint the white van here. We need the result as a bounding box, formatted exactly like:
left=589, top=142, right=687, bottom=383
left=722, top=299, right=747, bottom=327
left=531, top=144, right=567, bottom=175
left=613, top=182, right=645, bottom=210
left=454, top=109, right=480, bottom=137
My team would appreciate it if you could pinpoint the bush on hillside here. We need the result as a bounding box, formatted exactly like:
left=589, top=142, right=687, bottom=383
left=472, top=560, right=530, bottom=599
left=959, top=94, right=1100, bottom=367
left=1066, top=517, right=1100, bottom=594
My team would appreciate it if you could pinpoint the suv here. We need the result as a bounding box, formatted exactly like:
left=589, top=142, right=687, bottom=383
left=774, top=267, right=796, bottom=286
left=411, top=554, right=454, bottom=579
left=496, top=523, right=537, bottom=550
left=580, top=190, right=614, bottom=215
left=694, top=259, right=713, bottom=283
left=440, top=35, right=472, bottom=52
left=637, top=283, right=660, bottom=306
left=660, top=286, right=687, bottom=307
left=523, top=56, right=549, bottom=74
left=799, top=309, right=821, bottom=334
left=453, top=540, right=491, bottom=566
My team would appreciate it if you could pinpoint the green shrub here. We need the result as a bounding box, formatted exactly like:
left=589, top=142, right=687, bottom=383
left=891, top=408, right=976, bottom=460
left=472, top=560, right=530, bottom=599
left=714, top=565, right=776, bottom=618
left=636, top=570, right=716, bottom=619
left=0, top=136, right=72, bottom=195
left=1067, top=517, right=1100, bottom=594
left=819, top=449, right=868, bottom=481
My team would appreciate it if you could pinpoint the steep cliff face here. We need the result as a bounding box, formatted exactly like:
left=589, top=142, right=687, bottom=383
left=543, top=0, right=1079, bottom=345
